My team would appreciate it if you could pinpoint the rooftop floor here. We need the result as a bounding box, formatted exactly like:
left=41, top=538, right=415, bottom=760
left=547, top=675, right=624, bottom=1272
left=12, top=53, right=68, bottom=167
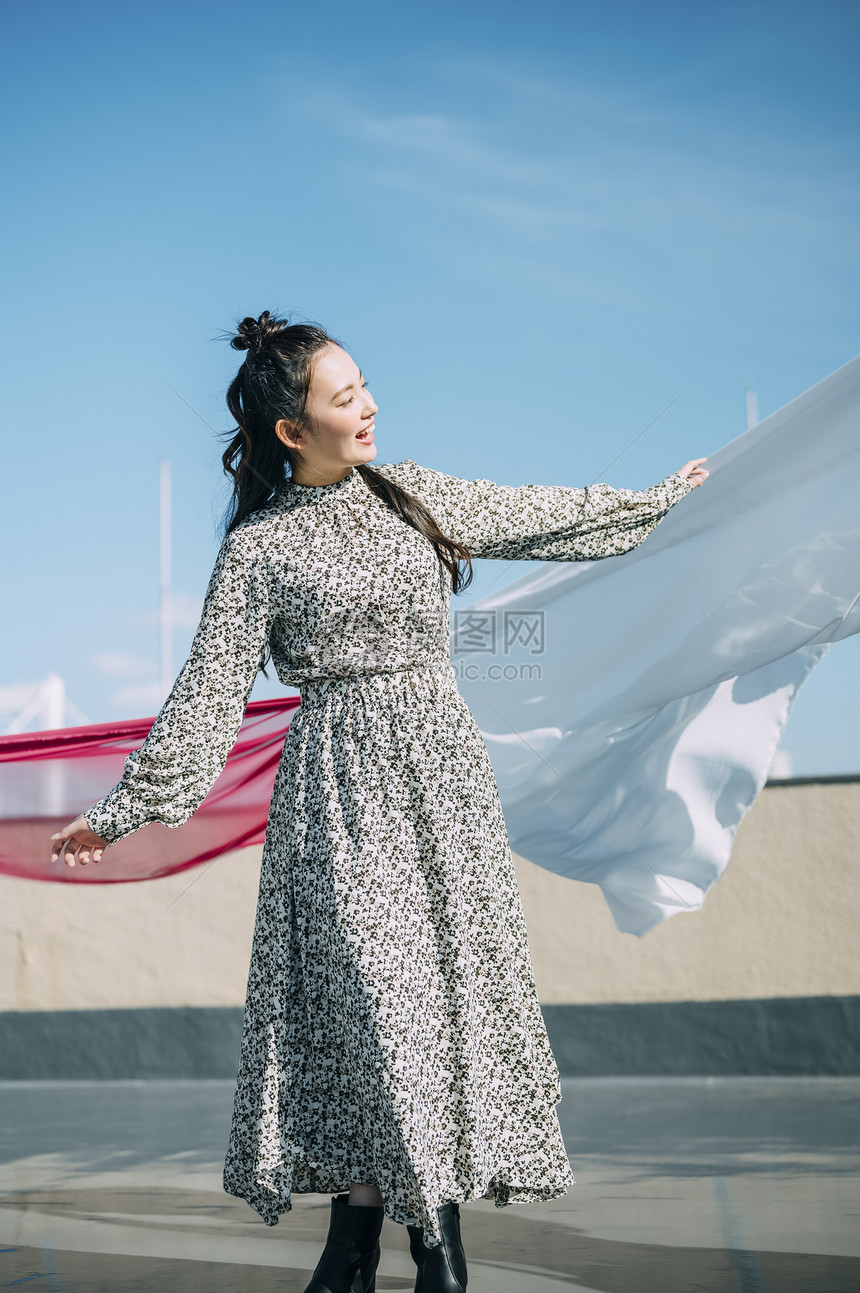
left=1, top=1077, right=858, bottom=1291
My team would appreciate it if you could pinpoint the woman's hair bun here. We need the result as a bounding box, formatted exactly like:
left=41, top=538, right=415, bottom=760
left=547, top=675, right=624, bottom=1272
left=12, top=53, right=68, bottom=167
left=230, top=310, right=287, bottom=354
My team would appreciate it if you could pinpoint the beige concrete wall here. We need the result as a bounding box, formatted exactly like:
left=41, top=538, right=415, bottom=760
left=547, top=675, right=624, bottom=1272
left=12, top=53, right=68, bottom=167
left=517, top=780, right=860, bottom=1003
left=0, top=852, right=264, bottom=1012
left=1, top=781, right=857, bottom=1012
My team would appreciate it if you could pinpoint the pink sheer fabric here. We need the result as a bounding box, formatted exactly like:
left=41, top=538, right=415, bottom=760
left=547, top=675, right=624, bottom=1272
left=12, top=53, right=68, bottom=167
left=0, top=697, right=298, bottom=884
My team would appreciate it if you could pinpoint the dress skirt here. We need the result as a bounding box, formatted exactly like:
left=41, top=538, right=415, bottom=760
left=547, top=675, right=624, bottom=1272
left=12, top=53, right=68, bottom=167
left=221, top=658, right=574, bottom=1249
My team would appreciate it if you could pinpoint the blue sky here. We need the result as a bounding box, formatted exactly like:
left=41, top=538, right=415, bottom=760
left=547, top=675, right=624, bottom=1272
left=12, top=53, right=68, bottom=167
left=2, top=0, right=858, bottom=772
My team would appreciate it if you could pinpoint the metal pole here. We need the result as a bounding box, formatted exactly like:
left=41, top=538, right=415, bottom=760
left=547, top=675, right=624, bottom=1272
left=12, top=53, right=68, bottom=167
left=159, top=459, right=173, bottom=702
left=745, top=384, right=759, bottom=431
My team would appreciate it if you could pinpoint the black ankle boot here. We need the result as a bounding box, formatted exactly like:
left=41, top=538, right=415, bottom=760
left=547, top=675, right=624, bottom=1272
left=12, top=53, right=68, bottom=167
left=406, top=1201, right=467, bottom=1292
left=301, top=1192, right=384, bottom=1293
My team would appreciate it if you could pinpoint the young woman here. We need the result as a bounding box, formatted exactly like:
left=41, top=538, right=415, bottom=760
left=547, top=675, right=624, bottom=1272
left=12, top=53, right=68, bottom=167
left=50, top=311, right=708, bottom=1293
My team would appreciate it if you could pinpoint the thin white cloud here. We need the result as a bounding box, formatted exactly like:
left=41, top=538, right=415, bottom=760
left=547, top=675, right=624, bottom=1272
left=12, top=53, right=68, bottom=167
left=342, top=100, right=855, bottom=240
left=121, top=593, right=205, bottom=633
left=91, top=651, right=156, bottom=678
left=298, top=63, right=859, bottom=293
left=111, top=680, right=164, bottom=710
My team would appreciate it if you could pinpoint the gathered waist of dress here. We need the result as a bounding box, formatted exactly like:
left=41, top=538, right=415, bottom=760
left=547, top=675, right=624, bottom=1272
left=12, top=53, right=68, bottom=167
left=297, top=659, right=458, bottom=709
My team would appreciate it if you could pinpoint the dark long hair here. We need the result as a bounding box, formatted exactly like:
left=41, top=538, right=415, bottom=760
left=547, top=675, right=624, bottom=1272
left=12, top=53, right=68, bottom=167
left=219, top=310, right=474, bottom=675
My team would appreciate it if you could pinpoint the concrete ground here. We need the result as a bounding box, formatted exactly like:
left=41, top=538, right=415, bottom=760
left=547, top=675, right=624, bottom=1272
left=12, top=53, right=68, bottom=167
left=0, top=1078, right=857, bottom=1292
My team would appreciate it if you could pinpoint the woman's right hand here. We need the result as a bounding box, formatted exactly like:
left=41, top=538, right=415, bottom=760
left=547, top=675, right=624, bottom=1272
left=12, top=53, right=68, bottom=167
left=50, top=815, right=110, bottom=868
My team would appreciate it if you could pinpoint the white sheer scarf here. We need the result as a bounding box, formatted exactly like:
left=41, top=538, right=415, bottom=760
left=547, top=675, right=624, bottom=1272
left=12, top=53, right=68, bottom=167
left=456, top=353, right=860, bottom=935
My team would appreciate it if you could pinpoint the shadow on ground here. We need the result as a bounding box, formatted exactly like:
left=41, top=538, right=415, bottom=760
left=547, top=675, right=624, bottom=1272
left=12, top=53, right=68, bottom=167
left=1, top=1186, right=859, bottom=1292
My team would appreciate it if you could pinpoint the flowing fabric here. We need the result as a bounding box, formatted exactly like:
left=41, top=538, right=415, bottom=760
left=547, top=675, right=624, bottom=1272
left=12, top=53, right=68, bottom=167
left=456, top=352, right=860, bottom=934
left=2, top=353, right=858, bottom=938
left=0, top=698, right=297, bottom=883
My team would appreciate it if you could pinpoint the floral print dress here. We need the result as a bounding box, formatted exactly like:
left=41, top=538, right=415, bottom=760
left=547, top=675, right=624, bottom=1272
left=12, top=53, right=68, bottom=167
left=82, top=458, right=694, bottom=1248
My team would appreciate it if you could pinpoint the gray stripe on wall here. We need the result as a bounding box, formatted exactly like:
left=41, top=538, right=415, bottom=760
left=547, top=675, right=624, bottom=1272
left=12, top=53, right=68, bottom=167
left=542, top=996, right=860, bottom=1076
left=0, top=1006, right=244, bottom=1080
left=0, top=997, right=857, bottom=1079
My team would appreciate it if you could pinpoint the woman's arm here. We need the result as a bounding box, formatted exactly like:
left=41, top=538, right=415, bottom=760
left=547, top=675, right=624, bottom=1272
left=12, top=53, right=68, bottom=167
left=76, top=527, right=273, bottom=849
left=373, top=459, right=700, bottom=562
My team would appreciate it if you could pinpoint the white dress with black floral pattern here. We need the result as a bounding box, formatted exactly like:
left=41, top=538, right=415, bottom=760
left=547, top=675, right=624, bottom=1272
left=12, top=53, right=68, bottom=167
left=82, top=458, right=694, bottom=1248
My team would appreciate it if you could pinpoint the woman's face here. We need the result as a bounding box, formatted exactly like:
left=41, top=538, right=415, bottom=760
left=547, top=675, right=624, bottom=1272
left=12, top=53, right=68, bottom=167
left=276, top=342, right=378, bottom=484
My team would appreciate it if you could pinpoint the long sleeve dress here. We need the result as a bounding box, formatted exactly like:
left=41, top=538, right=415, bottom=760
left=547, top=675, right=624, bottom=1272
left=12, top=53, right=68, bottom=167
left=81, top=458, right=694, bottom=1248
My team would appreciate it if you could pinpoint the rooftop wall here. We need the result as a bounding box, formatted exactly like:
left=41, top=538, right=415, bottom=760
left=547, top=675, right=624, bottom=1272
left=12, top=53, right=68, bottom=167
left=1, top=779, right=857, bottom=1075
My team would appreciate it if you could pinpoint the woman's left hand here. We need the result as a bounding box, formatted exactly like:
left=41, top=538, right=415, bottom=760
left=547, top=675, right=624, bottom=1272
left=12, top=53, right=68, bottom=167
left=676, top=457, right=709, bottom=486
